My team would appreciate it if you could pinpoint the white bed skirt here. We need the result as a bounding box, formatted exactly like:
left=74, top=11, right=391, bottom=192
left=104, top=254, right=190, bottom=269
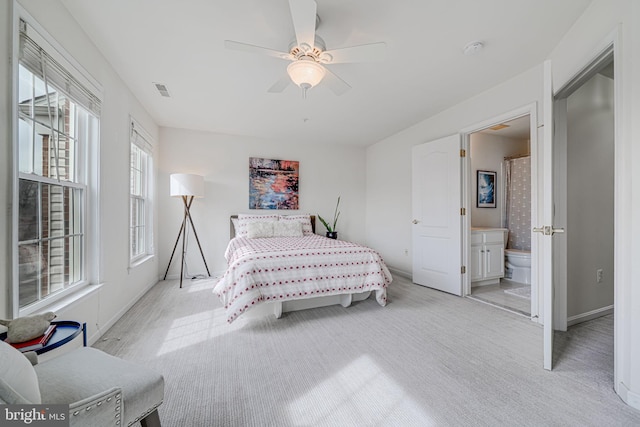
left=242, top=291, right=372, bottom=320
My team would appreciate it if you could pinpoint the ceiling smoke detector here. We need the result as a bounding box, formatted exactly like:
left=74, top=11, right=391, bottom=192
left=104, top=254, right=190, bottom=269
left=463, top=41, right=484, bottom=56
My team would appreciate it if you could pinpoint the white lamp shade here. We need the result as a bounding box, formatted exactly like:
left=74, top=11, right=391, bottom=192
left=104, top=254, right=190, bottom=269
left=287, top=59, right=326, bottom=89
left=170, top=174, right=204, bottom=198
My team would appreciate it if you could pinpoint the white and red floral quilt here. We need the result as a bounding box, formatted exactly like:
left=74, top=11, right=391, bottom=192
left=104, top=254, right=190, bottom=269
left=214, top=235, right=392, bottom=323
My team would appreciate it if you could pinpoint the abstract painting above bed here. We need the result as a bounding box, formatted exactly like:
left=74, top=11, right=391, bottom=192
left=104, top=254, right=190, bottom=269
left=249, top=157, right=299, bottom=210
left=213, top=219, right=392, bottom=323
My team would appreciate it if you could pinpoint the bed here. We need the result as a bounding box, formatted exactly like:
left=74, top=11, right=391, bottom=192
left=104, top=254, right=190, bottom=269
left=213, top=214, right=392, bottom=323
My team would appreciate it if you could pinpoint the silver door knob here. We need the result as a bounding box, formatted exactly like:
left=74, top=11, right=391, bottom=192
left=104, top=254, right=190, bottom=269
left=412, top=219, right=419, bottom=224
left=533, top=226, right=565, bottom=235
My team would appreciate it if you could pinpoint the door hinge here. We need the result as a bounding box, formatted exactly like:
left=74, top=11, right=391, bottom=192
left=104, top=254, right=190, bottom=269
left=460, top=149, right=466, bottom=157
left=461, top=266, right=466, bottom=274
left=460, top=207, right=466, bottom=215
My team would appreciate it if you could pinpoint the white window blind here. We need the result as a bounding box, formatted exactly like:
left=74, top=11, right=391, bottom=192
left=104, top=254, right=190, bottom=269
left=131, top=120, right=153, bottom=154
left=19, top=19, right=101, bottom=116
left=130, top=119, right=154, bottom=263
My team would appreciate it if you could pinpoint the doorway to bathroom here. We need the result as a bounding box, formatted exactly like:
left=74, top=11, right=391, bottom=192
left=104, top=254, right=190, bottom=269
left=465, top=114, right=534, bottom=317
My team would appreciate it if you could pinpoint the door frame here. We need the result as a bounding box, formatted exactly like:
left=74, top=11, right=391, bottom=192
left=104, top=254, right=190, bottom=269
left=552, top=45, right=614, bottom=333
left=460, top=103, right=540, bottom=323
left=550, top=27, right=622, bottom=380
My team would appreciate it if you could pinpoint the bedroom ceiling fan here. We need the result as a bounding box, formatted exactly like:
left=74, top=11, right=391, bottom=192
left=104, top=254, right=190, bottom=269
left=224, top=0, right=386, bottom=98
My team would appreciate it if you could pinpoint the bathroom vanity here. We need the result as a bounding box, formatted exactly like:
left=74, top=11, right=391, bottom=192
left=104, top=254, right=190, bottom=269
left=470, top=228, right=507, bottom=286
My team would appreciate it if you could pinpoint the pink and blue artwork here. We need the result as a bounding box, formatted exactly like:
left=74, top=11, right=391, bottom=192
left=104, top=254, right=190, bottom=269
left=249, top=157, right=299, bottom=209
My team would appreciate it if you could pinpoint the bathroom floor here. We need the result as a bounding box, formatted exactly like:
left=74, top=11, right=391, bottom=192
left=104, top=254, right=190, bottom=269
left=468, top=280, right=531, bottom=317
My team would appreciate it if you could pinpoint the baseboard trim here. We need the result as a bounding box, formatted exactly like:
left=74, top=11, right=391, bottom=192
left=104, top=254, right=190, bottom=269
left=388, top=266, right=411, bottom=280
left=89, top=278, right=158, bottom=345
left=618, top=382, right=640, bottom=411
left=567, top=305, right=614, bottom=327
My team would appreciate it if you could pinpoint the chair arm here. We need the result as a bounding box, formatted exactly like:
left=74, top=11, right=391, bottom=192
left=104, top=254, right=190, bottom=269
left=68, top=387, right=123, bottom=427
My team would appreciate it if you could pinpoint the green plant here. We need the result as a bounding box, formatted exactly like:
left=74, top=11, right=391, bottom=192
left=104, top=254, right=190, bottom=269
left=318, top=196, right=341, bottom=232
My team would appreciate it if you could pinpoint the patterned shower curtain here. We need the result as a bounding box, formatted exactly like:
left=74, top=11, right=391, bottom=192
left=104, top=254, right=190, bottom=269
left=503, top=156, right=531, bottom=250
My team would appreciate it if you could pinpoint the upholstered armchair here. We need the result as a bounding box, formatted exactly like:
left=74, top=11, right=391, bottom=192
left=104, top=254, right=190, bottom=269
left=0, top=341, right=164, bottom=427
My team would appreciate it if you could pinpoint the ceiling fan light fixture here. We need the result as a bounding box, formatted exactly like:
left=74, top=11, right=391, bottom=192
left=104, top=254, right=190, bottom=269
left=225, top=0, right=383, bottom=96
left=287, top=58, right=326, bottom=91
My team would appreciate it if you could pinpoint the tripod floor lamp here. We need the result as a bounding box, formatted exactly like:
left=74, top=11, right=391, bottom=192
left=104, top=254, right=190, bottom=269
left=164, top=173, right=211, bottom=288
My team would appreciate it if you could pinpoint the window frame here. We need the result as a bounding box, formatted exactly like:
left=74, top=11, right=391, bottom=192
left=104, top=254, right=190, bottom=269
left=12, top=5, right=103, bottom=316
left=129, top=118, right=155, bottom=266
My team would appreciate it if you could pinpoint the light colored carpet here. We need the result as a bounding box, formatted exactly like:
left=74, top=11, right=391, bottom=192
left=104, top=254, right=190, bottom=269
left=94, top=275, right=640, bottom=426
left=504, top=286, right=531, bottom=299
left=468, top=282, right=531, bottom=316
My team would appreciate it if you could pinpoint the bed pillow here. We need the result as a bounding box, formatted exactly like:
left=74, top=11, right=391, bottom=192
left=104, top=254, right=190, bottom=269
left=246, top=221, right=275, bottom=238
left=236, top=214, right=279, bottom=237
left=273, top=221, right=304, bottom=237
left=279, top=214, right=313, bottom=235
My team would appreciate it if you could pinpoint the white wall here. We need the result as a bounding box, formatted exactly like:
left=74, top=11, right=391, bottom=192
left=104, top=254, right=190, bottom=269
left=0, top=0, right=160, bottom=343
left=470, top=133, right=529, bottom=228
left=566, top=73, right=614, bottom=319
left=158, top=128, right=367, bottom=277
left=366, top=65, right=543, bottom=276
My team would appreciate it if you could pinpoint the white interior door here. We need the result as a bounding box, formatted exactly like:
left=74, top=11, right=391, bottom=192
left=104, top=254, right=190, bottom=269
left=411, top=135, right=462, bottom=295
left=553, top=97, right=568, bottom=332
left=540, top=60, right=559, bottom=370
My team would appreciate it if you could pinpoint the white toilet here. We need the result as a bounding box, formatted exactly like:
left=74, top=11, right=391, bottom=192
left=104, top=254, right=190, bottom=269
left=504, top=249, right=531, bottom=284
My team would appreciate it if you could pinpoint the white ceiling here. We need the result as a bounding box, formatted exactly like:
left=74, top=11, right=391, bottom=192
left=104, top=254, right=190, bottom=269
left=60, top=0, right=591, bottom=147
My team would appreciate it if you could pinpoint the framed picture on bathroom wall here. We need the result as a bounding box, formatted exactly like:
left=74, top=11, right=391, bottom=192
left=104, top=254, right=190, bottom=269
left=477, top=170, right=496, bottom=208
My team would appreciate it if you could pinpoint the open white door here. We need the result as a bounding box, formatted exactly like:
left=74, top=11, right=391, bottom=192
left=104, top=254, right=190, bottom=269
left=538, top=60, right=563, bottom=370
left=411, top=135, right=462, bottom=295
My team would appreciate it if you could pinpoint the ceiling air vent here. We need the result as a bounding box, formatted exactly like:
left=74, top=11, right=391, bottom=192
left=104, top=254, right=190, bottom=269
left=153, top=82, right=171, bottom=98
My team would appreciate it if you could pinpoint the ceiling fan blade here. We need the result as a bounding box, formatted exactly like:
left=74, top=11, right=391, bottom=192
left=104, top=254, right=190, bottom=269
left=268, top=74, right=292, bottom=93
left=320, top=42, right=387, bottom=64
left=288, top=0, right=317, bottom=51
left=322, top=67, right=351, bottom=96
left=224, top=40, right=293, bottom=61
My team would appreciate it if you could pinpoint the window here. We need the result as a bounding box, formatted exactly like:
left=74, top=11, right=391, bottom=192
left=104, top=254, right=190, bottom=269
left=129, top=120, right=154, bottom=264
left=15, top=17, right=101, bottom=312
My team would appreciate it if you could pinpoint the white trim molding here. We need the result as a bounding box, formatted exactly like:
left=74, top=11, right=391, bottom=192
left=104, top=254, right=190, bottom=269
left=567, top=305, right=614, bottom=327
left=618, top=383, right=640, bottom=412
